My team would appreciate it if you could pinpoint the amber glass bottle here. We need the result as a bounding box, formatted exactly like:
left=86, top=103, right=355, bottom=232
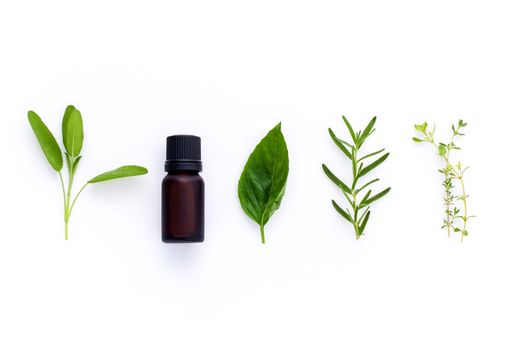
left=162, top=135, right=204, bottom=243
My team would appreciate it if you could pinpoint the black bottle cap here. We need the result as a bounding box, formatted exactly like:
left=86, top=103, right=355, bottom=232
left=165, top=135, right=202, bottom=172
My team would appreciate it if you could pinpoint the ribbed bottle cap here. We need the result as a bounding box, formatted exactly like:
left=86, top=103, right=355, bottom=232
left=165, top=135, right=202, bottom=172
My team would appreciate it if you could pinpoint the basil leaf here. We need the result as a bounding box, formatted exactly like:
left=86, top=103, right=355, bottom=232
left=62, top=105, right=84, bottom=157
left=238, top=122, right=289, bottom=243
left=27, top=111, right=63, bottom=171
left=88, top=165, right=148, bottom=183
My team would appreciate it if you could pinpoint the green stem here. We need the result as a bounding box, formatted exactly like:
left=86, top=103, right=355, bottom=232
left=63, top=155, right=79, bottom=240
left=351, top=146, right=361, bottom=239
left=430, top=138, right=459, bottom=236
left=352, top=192, right=360, bottom=239
left=444, top=145, right=453, bottom=237
left=58, top=172, right=68, bottom=241
left=458, top=175, right=468, bottom=242
left=59, top=172, right=67, bottom=213
left=59, top=172, right=68, bottom=240
left=260, top=224, right=265, bottom=244
left=69, top=183, right=88, bottom=217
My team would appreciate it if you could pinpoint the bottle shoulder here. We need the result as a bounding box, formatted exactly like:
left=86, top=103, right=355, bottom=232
left=163, top=172, right=204, bottom=184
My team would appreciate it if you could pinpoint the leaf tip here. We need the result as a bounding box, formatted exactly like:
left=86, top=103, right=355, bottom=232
left=27, top=110, right=37, bottom=120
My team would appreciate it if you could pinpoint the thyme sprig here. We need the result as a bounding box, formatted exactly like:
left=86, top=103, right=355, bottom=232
left=413, top=120, right=474, bottom=241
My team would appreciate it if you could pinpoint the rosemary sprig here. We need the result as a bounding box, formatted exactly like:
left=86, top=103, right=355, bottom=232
left=322, top=116, right=391, bottom=239
left=413, top=119, right=474, bottom=241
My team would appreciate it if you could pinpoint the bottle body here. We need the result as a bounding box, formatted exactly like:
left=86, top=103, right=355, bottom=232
left=162, top=171, right=205, bottom=243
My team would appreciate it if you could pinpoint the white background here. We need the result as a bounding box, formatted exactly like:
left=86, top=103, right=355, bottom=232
left=1, top=1, right=524, bottom=349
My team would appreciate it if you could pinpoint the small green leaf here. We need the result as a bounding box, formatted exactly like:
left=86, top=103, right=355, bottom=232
left=72, top=156, right=82, bottom=173
left=65, top=153, right=72, bottom=172
left=337, top=138, right=354, bottom=148
left=359, top=210, right=370, bottom=235
left=332, top=200, right=354, bottom=224
left=342, top=116, right=358, bottom=145
left=438, top=144, right=447, bottom=156
left=88, top=165, right=148, bottom=183
left=358, top=153, right=390, bottom=178
left=62, top=105, right=84, bottom=157
left=415, top=122, right=428, bottom=133
left=329, top=128, right=353, bottom=160
left=361, top=187, right=391, bottom=207
left=358, top=206, right=370, bottom=225
left=361, top=189, right=372, bottom=204
left=65, top=153, right=82, bottom=175
left=322, top=164, right=352, bottom=194
left=355, top=178, right=379, bottom=194
left=359, top=116, right=377, bottom=146
left=28, top=111, right=63, bottom=172
left=358, top=149, right=385, bottom=163
left=412, top=137, right=424, bottom=142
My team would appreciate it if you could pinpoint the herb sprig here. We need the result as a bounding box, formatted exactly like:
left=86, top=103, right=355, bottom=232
left=413, top=119, right=473, bottom=241
left=322, top=116, right=391, bottom=239
left=28, top=105, right=148, bottom=240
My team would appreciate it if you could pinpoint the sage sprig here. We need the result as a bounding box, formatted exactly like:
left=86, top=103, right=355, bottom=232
left=28, top=105, right=148, bottom=240
left=413, top=119, right=473, bottom=241
left=238, top=123, right=289, bottom=244
left=322, top=116, right=391, bottom=239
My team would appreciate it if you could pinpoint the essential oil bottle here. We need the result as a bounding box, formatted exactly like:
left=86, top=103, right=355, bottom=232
left=162, top=135, right=204, bottom=243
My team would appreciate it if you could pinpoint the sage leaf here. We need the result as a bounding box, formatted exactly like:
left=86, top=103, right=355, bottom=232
left=88, top=165, right=148, bottom=183
left=27, top=111, right=63, bottom=171
left=238, top=122, right=289, bottom=244
left=62, top=105, right=84, bottom=157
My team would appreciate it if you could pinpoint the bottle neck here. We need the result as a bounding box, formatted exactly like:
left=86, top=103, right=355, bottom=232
left=167, top=170, right=200, bottom=176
